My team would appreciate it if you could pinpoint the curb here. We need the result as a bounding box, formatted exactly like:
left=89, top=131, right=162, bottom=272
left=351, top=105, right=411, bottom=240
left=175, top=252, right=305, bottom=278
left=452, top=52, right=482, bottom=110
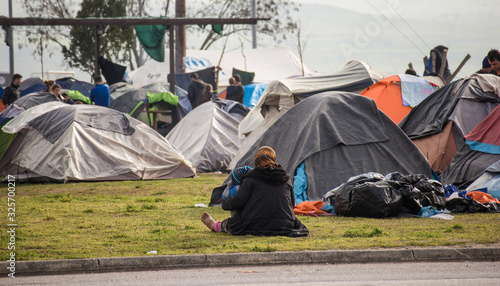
left=2, top=246, right=499, bottom=276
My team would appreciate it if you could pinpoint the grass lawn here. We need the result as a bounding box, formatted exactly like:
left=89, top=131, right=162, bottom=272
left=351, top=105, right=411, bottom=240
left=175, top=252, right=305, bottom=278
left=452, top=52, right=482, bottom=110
left=2, top=173, right=499, bottom=261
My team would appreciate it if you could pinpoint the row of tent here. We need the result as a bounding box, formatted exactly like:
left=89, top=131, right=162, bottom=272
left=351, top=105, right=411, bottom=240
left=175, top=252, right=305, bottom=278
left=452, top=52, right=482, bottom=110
left=1, top=60, right=499, bottom=202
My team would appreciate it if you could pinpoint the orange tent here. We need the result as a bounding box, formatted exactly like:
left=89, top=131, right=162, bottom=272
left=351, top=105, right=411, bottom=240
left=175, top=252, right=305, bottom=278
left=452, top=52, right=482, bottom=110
left=360, top=75, right=411, bottom=124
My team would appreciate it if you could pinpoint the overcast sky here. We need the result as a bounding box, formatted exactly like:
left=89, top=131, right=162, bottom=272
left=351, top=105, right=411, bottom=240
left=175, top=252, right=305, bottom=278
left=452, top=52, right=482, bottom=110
left=1, top=0, right=498, bottom=81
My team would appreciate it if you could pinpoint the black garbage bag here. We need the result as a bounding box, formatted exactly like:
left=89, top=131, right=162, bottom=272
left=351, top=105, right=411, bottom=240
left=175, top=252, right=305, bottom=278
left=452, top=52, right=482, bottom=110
left=335, top=175, right=403, bottom=218
left=446, top=197, right=500, bottom=213
left=398, top=174, right=446, bottom=210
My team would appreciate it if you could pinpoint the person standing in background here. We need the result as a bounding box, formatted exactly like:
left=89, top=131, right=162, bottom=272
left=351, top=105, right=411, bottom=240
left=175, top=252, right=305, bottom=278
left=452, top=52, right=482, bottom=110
left=2, top=73, right=22, bottom=108
left=90, top=75, right=110, bottom=107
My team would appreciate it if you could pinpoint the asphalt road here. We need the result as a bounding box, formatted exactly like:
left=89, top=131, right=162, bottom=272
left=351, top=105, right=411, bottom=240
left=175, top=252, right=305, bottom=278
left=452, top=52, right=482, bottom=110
left=5, top=261, right=500, bottom=285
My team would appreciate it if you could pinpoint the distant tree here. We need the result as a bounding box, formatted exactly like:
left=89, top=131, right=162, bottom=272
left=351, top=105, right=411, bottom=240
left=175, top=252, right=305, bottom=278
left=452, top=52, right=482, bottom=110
left=188, top=0, right=300, bottom=50
left=61, top=0, right=135, bottom=75
left=293, top=19, right=311, bottom=76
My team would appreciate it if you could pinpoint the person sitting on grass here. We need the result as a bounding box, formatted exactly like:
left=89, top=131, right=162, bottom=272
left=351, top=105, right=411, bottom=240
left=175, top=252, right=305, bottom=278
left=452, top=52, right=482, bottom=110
left=201, top=146, right=309, bottom=237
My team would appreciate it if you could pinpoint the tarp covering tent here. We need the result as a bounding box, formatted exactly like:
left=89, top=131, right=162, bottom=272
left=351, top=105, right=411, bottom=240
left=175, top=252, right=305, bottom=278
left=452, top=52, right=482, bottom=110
left=466, top=160, right=500, bottom=194
left=109, top=82, right=190, bottom=136
left=441, top=104, right=500, bottom=188
left=0, top=103, right=195, bottom=181
left=166, top=99, right=250, bottom=172
left=19, top=77, right=43, bottom=96
left=229, top=60, right=384, bottom=169
left=0, top=92, right=61, bottom=124
left=129, top=47, right=315, bottom=87
left=20, top=77, right=94, bottom=97
left=218, top=83, right=268, bottom=108
left=360, top=74, right=439, bottom=124
left=399, top=74, right=500, bottom=173
left=228, top=92, right=432, bottom=200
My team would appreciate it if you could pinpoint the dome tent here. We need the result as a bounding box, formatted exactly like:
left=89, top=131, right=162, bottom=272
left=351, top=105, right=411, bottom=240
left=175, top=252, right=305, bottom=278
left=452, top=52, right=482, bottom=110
left=0, top=103, right=195, bottom=181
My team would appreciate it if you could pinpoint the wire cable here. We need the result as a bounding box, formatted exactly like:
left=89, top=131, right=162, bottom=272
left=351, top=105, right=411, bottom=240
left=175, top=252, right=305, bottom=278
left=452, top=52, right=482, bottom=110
left=365, top=0, right=427, bottom=56
left=384, top=0, right=432, bottom=50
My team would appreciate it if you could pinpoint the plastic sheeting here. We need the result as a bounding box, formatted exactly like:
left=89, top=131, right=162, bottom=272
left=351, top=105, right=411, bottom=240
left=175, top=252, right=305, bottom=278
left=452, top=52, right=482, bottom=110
left=0, top=103, right=195, bottom=181
left=166, top=100, right=248, bottom=172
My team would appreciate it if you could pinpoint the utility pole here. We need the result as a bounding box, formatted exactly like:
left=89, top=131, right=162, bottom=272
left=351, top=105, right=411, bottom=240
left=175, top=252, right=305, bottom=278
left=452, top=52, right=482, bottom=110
left=8, top=0, right=14, bottom=78
left=138, top=0, right=144, bottom=67
left=175, top=0, right=186, bottom=74
left=251, top=0, right=256, bottom=49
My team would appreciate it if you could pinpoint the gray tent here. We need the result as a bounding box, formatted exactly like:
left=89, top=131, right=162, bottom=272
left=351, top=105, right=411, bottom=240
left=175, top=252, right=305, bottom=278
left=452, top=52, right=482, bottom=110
left=229, top=92, right=432, bottom=200
left=0, top=102, right=195, bottom=181
left=166, top=99, right=250, bottom=172
left=231, top=60, right=384, bottom=170
left=109, top=82, right=190, bottom=136
left=398, top=74, right=500, bottom=173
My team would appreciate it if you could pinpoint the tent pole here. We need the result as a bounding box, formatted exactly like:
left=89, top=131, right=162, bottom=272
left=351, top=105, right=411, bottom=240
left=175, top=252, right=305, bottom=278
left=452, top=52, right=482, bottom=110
left=8, top=0, right=14, bottom=78
left=446, top=54, right=471, bottom=84
left=169, top=25, right=175, bottom=93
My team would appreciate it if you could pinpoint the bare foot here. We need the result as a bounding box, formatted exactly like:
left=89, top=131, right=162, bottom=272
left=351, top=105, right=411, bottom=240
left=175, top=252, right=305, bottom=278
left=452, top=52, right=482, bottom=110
left=201, top=212, right=216, bottom=231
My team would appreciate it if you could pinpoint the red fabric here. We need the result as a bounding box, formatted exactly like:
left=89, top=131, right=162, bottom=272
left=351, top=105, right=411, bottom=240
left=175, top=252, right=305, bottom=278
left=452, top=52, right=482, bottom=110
left=464, top=104, right=500, bottom=146
left=294, top=201, right=328, bottom=216
left=466, top=191, right=500, bottom=204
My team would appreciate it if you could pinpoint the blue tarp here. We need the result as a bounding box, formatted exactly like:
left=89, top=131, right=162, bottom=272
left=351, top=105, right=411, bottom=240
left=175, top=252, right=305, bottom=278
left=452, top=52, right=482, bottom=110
left=293, top=162, right=308, bottom=205
left=243, top=83, right=268, bottom=108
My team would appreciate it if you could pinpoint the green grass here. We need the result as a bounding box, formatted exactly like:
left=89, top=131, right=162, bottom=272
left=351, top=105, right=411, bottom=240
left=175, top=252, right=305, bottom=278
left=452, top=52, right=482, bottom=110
left=1, top=173, right=499, bottom=261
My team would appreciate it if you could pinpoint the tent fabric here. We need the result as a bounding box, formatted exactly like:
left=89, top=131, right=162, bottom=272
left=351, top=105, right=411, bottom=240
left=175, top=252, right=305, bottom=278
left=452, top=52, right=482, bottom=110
left=228, top=92, right=432, bottom=200
left=464, top=105, right=500, bottom=155
left=129, top=47, right=315, bottom=87
left=166, top=100, right=248, bottom=172
left=147, top=91, right=178, bottom=106
left=233, top=68, right=255, bottom=86
left=243, top=83, right=268, bottom=108
left=29, top=106, right=135, bottom=144
left=55, top=78, right=95, bottom=97
left=230, top=60, right=383, bottom=170
left=19, top=77, right=44, bottom=96
left=134, top=25, right=166, bottom=62
left=66, top=90, right=91, bottom=104
left=360, top=75, right=412, bottom=124
left=0, top=103, right=195, bottom=181
left=98, top=56, right=127, bottom=85
left=109, top=82, right=189, bottom=134
left=399, top=75, right=500, bottom=140
left=440, top=144, right=500, bottom=188
left=412, top=121, right=457, bottom=173
left=238, top=59, right=383, bottom=138
left=399, top=74, right=439, bottom=107
left=466, top=161, right=500, bottom=192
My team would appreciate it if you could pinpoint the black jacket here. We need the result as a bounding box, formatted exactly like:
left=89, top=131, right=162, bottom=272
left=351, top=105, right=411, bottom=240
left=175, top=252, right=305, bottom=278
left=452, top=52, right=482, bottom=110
left=222, top=166, right=309, bottom=237
left=2, top=83, right=20, bottom=106
left=226, top=83, right=244, bottom=104
left=187, top=79, right=206, bottom=108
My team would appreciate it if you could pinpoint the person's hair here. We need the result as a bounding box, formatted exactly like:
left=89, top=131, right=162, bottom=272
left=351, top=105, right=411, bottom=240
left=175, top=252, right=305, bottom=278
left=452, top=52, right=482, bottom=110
left=487, top=49, right=500, bottom=62
left=190, top=73, right=198, bottom=80
left=405, top=69, right=417, bottom=76
left=52, top=84, right=61, bottom=91
left=229, top=77, right=235, bottom=85
left=12, top=74, right=22, bottom=81
left=43, top=80, right=55, bottom=91
left=233, top=74, right=241, bottom=83
left=204, top=84, right=213, bottom=93
left=94, top=75, right=103, bottom=83
left=254, top=146, right=278, bottom=168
